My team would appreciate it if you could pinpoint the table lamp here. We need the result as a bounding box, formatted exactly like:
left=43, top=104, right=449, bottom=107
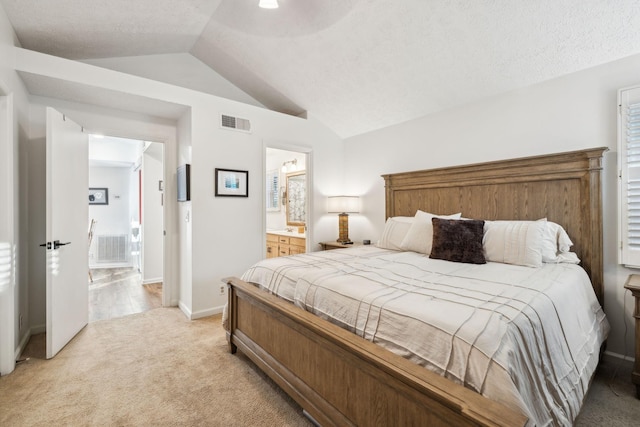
left=327, top=196, right=360, bottom=244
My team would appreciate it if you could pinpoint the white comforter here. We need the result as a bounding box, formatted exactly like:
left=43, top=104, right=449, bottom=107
left=241, top=246, right=609, bottom=426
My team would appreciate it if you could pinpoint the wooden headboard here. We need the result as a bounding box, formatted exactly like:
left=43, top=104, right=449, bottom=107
left=382, top=147, right=608, bottom=306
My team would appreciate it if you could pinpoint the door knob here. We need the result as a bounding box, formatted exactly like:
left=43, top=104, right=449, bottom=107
left=39, top=242, right=52, bottom=249
left=53, top=240, right=71, bottom=249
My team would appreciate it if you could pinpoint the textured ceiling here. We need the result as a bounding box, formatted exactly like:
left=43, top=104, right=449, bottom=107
left=4, top=0, right=640, bottom=138
left=1, top=0, right=221, bottom=58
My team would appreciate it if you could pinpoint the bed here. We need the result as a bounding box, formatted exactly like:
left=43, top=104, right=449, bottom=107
left=225, top=147, right=609, bottom=426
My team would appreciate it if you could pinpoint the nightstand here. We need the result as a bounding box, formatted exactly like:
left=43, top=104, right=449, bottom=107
left=319, top=241, right=364, bottom=251
left=624, top=274, right=640, bottom=399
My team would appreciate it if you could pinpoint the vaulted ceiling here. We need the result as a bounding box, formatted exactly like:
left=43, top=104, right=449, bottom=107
left=3, top=0, right=640, bottom=138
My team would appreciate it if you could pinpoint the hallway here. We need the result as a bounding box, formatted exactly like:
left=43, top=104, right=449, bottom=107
left=88, top=268, right=162, bottom=322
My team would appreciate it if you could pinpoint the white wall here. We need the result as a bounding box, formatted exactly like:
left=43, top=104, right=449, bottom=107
left=344, top=53, right=640, bottom=359
left=142, top=143, right=163, bottom=283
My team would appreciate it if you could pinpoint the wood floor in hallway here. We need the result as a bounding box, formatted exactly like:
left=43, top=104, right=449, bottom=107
left=88, top=268, right=162, bottom=322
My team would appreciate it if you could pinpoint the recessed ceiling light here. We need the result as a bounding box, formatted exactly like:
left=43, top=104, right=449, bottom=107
left=259, top=0, right=278, bottom=9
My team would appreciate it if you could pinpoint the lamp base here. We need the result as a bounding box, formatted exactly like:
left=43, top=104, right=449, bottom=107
left=336, top=213, right=351, bottom=244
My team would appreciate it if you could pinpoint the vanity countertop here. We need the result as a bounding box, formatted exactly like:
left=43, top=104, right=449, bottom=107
left=267, top=229, right=306, bottom=238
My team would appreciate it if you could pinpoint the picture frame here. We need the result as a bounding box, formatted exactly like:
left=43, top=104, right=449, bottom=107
left=215, top=168, right=248, bottom=197
left=89, top=188, right=109, bottom=205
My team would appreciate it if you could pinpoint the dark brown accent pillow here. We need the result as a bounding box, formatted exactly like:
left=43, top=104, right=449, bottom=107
left=429, top=218, right=486, bottom=264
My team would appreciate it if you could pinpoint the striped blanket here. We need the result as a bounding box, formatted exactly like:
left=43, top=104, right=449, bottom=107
left=241, top=246, right=609, bottom=426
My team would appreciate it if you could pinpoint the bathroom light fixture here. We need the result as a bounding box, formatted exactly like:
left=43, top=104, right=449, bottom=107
left=281, top=159, right=298, bottom=173
left=259, top=0, right=279, bottom=9
left=327, top=196, right=360, bottom=244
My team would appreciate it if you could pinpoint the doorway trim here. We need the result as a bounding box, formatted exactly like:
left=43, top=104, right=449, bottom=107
left=88, top=131, right=175, bottom=308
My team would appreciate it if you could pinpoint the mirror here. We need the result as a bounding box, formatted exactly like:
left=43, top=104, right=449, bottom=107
left=286, top=171, right=306, bottom=226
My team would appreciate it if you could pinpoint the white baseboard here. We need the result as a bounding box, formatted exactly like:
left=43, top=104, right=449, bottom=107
left=89, top=263, right=133, bottom=270
left=192, top=306, right=223, bottom=320
left=604, top=350, right=635, bottom=363
left=143, top=277, right=162, bottom=285
left=14, top=330, right=31, bottom=360
left=178, top=301, right=192, bottom=319
left=178, top=301, right=223, bottom=320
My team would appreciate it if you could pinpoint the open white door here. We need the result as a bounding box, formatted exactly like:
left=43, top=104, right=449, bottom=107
left=45, top=107, right=88, bottom=359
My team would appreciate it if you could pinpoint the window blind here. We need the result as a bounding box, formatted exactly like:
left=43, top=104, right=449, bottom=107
left=266, top=170, right=279, bottom=211
left=619, top=87, right=640, bottom=267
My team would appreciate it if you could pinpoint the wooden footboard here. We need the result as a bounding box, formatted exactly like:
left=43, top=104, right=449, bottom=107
left=225, top=277, right=527, bottom=427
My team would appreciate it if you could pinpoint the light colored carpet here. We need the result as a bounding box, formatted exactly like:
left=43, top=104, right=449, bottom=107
left=0, top=308, right=312, bottom=426
left=1, top=307, right=638, bottom=426
left=575, top=355, right=640, bottom=426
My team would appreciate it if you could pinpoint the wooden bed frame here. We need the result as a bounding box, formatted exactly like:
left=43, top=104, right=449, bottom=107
left=225, top=147, right=607, bottom=426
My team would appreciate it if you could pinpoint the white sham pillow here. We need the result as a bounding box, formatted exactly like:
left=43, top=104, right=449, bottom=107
left=376, top=216, right=414, bottom=250
left=541, top=221, right=577, bottom=263
left=556, top=252, right=580, bottom=264
left=483, top=219, right=545, bottom=267
left=400, top=210, right=462, bottom=254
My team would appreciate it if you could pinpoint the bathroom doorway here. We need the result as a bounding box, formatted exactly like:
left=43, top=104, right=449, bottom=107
left=265, top=147, right=309, bottom=259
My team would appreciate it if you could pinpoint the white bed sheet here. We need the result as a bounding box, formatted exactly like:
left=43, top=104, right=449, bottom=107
left=241, top=246, right=609, bottom=426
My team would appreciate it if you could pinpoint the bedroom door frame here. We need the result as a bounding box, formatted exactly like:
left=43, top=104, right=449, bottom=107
left=88, top=133, right=173, bottom=309
left=263, top=142, right=313, bottom=254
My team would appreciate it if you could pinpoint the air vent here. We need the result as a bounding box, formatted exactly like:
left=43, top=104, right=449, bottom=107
left=220, top=114, right=251, bottom=133
left=96, top=235, right=128, bottom=263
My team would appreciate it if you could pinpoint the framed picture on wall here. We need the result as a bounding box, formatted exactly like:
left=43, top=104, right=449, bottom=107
left=89, top=188, right=109, bottom=205
left=215, top=168, right=248, bottom=197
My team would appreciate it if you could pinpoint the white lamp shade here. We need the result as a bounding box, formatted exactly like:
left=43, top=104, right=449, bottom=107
left=259, top=0, right=279, bottom=8
left=327, top=196, right=360, bottom=213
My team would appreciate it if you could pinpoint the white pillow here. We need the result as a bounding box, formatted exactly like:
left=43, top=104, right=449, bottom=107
left=483, top=219, right=545, bottom=267
left=376, top=216, right=414, bottom=250
left=541, top=221, right=580, bottom=264
left=556, top=252, right=580, bottom=264
left=400, top=210, right=462, bottom=254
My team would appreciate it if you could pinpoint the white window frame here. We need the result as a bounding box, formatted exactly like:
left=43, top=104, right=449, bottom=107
left=618, top=85, right=640, bottom=267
